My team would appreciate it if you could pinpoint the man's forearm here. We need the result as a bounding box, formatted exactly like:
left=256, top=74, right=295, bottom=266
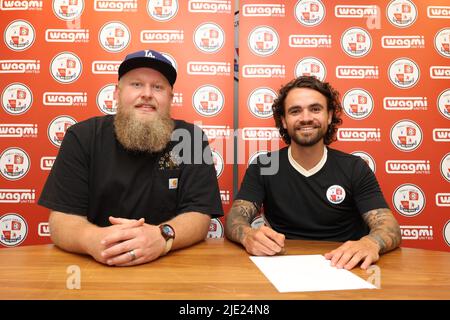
left=225, top=200, right=260, bottom=244
left=165, top=212, right=211, bottom=250
left=49, top=211, right=98, bottom=255
left=362, top=208, right=402, bottom=254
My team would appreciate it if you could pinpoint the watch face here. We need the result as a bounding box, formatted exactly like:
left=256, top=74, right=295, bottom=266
left=162, top=224, right=175, bottom=238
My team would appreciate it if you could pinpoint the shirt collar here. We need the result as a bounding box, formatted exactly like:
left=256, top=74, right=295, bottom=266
left=288, top=146, right=327, bottom=177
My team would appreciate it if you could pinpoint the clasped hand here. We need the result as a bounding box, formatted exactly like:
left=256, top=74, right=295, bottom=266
left=90, top=216, right=166, bottom=267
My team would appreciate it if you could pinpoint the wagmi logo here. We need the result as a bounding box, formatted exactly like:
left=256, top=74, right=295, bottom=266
left=92, top=61, right=121, bottom=74
left=381, top=36, right=424, bottom=48
left=189, top=0, right=231, bottom=13
left=385, top=160, right=430, bottom=174
left=187, top=62, right=231, bottom=75
left=242, top=4, right=285, bottom=16
left=383, top=97, right=427, bottom=110
left=0, top=189, right=35, bottom=203
left=0, top=60, right=40, bottom=73
left=45, top=29, right=89, bottom=42
left=242, top=64, right=285, bottom=78
left=199, top=125, right=232, bottom=140
left=40, top=156, right=56, bottom=170
left=220, top=190, right=230, bottom=203
left=435, top=193, right=450, bottom=207
left=0, top=0, right=43, bottom=10
left=400, top=226, right=433, bottom=240
left=242, top=127, right=280, bottom=140
left=430, top=66, right=450, bottom=79
left=43, top=92, right=87, bottom=106
left=337, top=128, right=381, bottom=141
left=334, top=5, right=378, bottom=17
left=336, top=66, right=378, bottom=79
left=427, top=6, right=450, bottom=18
left=289, top=35, right=331, bottom=48
left=94, top=0, right=137, bottom=11
left=0, top=124, right=37, bottom=138
left=140, top=30, right=184, bottom=43
left=433, top=128, right=450, bottom=142
left=38, top=222, right=50, bottom=236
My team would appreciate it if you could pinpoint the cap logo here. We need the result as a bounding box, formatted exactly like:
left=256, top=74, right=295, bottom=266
left=144, top=50, right=156, bottom=58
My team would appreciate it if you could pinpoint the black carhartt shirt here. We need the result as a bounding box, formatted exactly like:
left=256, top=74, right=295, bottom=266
left=39, top=115, right=223, bottom=226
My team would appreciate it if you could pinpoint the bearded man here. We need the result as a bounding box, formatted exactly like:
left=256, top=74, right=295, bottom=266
left=39, top=49, right=223, bottom=266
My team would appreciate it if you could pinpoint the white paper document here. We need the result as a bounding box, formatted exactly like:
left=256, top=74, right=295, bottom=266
left=250, top=255, right=377, bottom=293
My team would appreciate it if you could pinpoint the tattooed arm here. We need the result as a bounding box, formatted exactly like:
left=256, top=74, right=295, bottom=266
left=324, top=208, right=401, bottom=270
left=225, top=199, right=285, bottom=256
left=362, top=208, right=402, bottom=254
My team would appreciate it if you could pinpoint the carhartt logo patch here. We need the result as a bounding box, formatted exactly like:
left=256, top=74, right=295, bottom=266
left=169, top=178, right=178, bottom=189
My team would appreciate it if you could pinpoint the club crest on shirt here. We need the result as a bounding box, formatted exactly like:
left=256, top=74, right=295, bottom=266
left=326, top=185, right=346, bottom=204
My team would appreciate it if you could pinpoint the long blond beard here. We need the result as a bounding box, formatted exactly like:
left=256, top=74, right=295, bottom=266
left=114, top=106, right=174, bottom=153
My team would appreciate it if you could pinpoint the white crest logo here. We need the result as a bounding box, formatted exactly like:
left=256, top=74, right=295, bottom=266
left=47, top=115, right=77, bottom=148
left=294, top=57, right=326, bottom=81
left=207, top=218, right=224, bottom=238
left=437, top=89, right=450, bottom=120
left=386, top=0, right=417, bottom=28
left=434, top=28, right=450, bottom=58
left=390, top=120, right=422, bottom=152
left=444, top=221, right=450, bottom=246
left=50, top=52, right=82, bottom=84
left=192, top=85, right=224, bottom=117
left=147, top=0, right=178, bottom=21
left=0, top=148, right=30, bottom=181
left=211, top=149, right=224, bottom=178
left=248, top=26, right=279, bottom=57
left=341, top=27, right=372, bottom=57
left=326, top=185, right=346, bottom=204
left=393, top=184, right=425, bottom=217
left=440, top=153, right=450, bottom=183
left=1, top=83, right=33, bottom=115
left=98, top=21, right=130, bottom=53
left=52, top=0, right=84, bottom=21
left=247, top=87, right=277, bottom=119
left=294, top=0, right=325, bottom=26
left=388, top=58, right=420, bottom=89
left=4, top=20, right=35, bottom=51
left=193, top=22, right=225, bottom=54
left=97, top=84, right=117, bottom=115
left=248, top=151, right=268, bottom=167
left=342, top=88, right=373, bottom=120
left=351, top=151, right=376, bottom=173
left=0, top=213, right=28, bottom=247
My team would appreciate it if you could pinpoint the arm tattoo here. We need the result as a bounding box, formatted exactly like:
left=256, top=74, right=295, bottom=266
left=362, top=208, right=402, bottom=254
left=225, top=200, right=260, bottom=244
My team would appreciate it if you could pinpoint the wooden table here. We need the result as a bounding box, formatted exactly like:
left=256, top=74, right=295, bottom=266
left=0, top=238, right=449, bottom=300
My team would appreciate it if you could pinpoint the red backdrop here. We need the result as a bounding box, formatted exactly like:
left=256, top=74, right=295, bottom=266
left=1, top=0, right=449, bottom=252
left=238, top=0, right=449, bottom=251
left=0, top=0, right=234, bottom=247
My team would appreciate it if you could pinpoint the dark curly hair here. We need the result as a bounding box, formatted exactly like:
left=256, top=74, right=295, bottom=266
left=272, top=76, right=343, bottom=145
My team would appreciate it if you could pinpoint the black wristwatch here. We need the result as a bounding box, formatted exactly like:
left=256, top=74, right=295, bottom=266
left=159, top=224, right=175, bottom=255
